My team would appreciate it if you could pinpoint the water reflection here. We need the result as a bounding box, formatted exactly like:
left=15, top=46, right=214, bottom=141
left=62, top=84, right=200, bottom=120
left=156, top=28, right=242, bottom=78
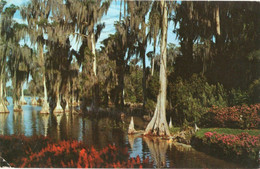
left=53, top=112, right=63, bottom=140
left=40, top=114, right=49, bottom=136
left=0, top=113, right=8, bottom=135
left=143, top=137, right=168, bottom=168
left=13, top=110, right=24, bottom=135
left=1, top=97, right=245, bottom=168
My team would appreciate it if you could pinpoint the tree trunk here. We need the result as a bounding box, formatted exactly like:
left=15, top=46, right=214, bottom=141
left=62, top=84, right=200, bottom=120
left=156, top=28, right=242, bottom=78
left=215, top=3, right=220, bottom=36
left=0, top=78, right=2, bottom=99
left=151, top=57, right=155, bottom=76
left=215, top=2, right=223, bottom=56
left=13, top=100, right=22, bottom=112
left=53, top=83, right=63, bottom=113
left=141, top=46, right=147, bottom=108
left=169, top=117, right=173, bottom=128
left=65, top=98, right=69, bottom=112
left=31, top=97, right=37, bottom=105
left=91, top=33, right=97, bottom=77
left=144, top=0, right=170, bottom=137
left=65, top=82, right=70, bottom=112
left=120, top=68, right=125, bottom=108
left=13, top=71, right=21, bottom=112
left=90, top=32, right=99, bottom=111
left=0, top=77, right=9, bottom=113
left=19, top=82, right=26, bottom=105
left=40, top=76, right=50, bottom=113
left=128, top=116, right=136, bottom=134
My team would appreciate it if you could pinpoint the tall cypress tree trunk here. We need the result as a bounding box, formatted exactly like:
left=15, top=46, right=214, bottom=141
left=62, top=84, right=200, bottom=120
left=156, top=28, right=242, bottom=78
left=0, top=78, right=2, bottom=99
left=44, top=76, right=48, bottom=103
left=91, top=32, right=99, bottom=111
left=120, top=66, right=125, bottom=108
left=19, top=82, right=26, bottom=105
left=144, top=0, right=170, bottom=136
left=141, top=17, right=147, bottom=108
left=151, top=57, right=155, bottom=76
left=141, top=46, right=147, bottom=108
left=0, top=77, right=9, bottom=113
left=65, top=82, right=70, bottom=112
left=40, top=44, right=50, bottom=113
left=91, top=33, right=97, bottom=77
left=215, top=3, right=220, bottom=37
left=215, top=3, right=222, bottom=54
left=13, top=71, right=22, bottom=112
left=53, top=82, right=63, bottom=113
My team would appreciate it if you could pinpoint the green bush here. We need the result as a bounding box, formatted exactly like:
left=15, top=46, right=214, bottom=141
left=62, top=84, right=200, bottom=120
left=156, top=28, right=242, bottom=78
left=125, top=66, right=143, bottom=103
left=147, top=73, right=159, bottom=102
left=249, top=78, right=260, bottom=104
left=228, top=88, right=249, bottom=106
left=144, top=99, right=156, bottom=114
left=168, top=74, right=228, bottom=126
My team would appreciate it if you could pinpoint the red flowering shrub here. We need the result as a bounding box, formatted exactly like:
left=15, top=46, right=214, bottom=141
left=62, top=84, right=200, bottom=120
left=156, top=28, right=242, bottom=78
left=0, top=135, right=152, bottom=168
left=202, top=132, right=260, bottom=163
left=208, top=104, right=260, bottom=129
left=0, top=135, right=52, bottom=167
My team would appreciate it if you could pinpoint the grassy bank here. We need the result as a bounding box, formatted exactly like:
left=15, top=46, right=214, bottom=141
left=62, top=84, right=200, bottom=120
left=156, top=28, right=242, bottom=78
left=169, top=127, right=181, bottom=134
left=195, top=128, right=260, bottom=138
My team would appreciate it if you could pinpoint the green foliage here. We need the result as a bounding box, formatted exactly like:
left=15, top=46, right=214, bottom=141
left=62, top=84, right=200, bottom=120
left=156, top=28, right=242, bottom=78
left=13, top=23, right=27, bottom=31
left=248, top=78, right=260, bottom=104
left=3, top=4, right=18, bottom=16
left=6, top=86, right=12, bottom=96
left=144, top=99, right=156, bottom=114
left=169, top=127, right=180, bottom=135
left=195, top=128, right=260, bottom=139
left=23, top=89, right=31, bottom=96
left=36, top=18, right=49, bottom=27
left=147, top=72, right=159, bottom=102
left=228, top=88, right=249, bottom=106
left=0, top=1, right=7, bottom=13
left=168, top=74, right=228, bottom=126
left=174, top=2, right=260, bottom=91
left=125, top=65, right=143, bottom=103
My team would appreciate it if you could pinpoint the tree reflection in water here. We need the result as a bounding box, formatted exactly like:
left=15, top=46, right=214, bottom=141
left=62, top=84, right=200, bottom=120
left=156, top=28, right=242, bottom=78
left=13, top=111, right=24, bottom=135
left=128, top=134, right=169, bottom=168
left=127, top=134, right=136, bottom=150
left=0, top=113, right=8, bottom=135
left=40, top=114, right=49, bottom=137
left=53, top=112, right=63, bottom=140
left=143, top=137, right=168, bottom=168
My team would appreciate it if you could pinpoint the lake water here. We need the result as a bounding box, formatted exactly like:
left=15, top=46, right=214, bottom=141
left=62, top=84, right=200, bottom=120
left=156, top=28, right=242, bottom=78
left=0, top=97, right=245, bottom=168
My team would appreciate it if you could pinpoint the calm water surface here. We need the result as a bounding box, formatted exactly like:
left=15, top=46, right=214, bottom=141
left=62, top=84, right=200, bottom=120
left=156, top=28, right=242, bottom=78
left=0, top=97, right=246, bottom=168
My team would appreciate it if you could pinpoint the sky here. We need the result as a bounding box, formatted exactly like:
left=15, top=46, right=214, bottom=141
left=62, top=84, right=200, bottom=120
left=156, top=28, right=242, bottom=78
left=5, top=0, right=179, bottom=88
